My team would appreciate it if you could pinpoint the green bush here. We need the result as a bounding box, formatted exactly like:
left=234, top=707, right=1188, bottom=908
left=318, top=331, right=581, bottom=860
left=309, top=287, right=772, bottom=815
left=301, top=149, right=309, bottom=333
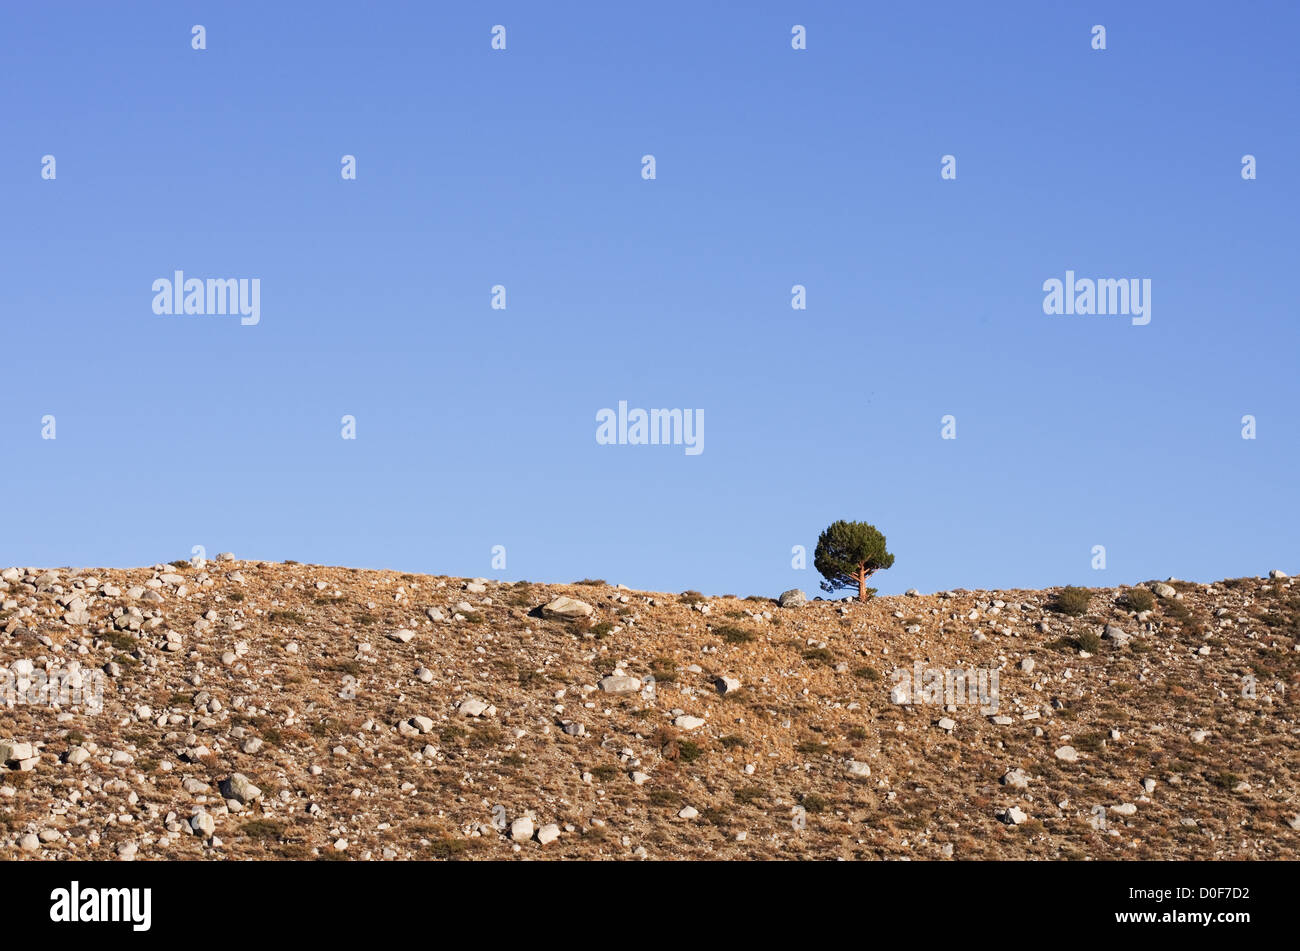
left=714, top=625, right=755, bottom=644
left=1052, top=586, right=1093, bottom=617
left=1122, top=588, right=1154, bottom=612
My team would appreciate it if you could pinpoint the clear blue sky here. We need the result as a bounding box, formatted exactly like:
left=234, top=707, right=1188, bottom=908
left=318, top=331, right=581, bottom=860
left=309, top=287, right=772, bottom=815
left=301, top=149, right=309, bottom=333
left=1, top=2, right=1296, bottom=596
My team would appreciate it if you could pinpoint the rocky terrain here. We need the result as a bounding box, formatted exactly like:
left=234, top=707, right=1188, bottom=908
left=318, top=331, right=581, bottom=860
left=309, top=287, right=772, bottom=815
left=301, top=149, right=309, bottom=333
left=1, top=558, right=1297, bottom=861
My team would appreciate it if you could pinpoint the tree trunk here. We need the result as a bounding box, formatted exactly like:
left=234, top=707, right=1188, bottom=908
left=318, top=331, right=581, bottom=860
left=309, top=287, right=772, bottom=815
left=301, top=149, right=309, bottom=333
left=856, top=565, right=875, bottom=602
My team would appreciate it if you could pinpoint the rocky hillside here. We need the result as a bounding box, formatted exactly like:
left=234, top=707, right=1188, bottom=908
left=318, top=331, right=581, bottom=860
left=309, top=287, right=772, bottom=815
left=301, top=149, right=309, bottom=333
left=1, top=558, right=1297, bottom=861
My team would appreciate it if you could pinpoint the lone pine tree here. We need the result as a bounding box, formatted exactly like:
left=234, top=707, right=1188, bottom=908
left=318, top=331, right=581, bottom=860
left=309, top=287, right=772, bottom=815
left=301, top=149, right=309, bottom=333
left=814, top=520, right=895, bottom=602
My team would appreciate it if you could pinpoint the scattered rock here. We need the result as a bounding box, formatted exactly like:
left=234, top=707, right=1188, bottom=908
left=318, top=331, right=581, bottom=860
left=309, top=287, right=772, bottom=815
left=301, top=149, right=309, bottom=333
left=510, top=817, right=534, bottom=842
left=597, top=675, right=642, bottom=695
left=778, top=589, right=806, bottom=608
left=540, top=596, right=594, bottom=619
left=1103, top=624, right=1131, bottom=647
left=0, top=740, right=35, bottom=765
left=219, top=773, right=262, bottom=804
left=1001, top=768, right=1030, bottom=790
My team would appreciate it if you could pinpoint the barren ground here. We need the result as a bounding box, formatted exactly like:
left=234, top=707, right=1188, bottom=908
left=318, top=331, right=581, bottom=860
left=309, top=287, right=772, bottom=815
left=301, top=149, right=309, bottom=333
left=1, top=559, right=1297, bottom=860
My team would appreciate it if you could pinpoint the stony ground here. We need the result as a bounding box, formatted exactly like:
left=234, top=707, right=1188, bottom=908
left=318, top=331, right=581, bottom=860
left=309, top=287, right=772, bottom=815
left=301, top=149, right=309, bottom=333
left=1, top=558, right=1297, bottom=861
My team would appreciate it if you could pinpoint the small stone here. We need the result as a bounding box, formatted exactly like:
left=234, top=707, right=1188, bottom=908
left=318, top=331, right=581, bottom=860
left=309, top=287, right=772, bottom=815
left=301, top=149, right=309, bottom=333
left=1103, top=624, right=1131, bottom=646
left=510, top=817, right=534, bottom=842
left=777, top=589, right=806, bottom=608
left=540, top=596, right=594, bottom=619
left=715, top=676, right=742, bottom=695
left=597, top=675, right=642, bottom=695
left=64, top=603, right=92, bottom=625
left=673, top=715, right=705, bottom=731
left=536, top=823, right=561, bottom=845
left=411, top=716, right=434, bottom=734
left=219, top=773, right=262, bottom=804
left=1054, top=746, right=1079, bottom=763
left=678, top=806, right=699, bottom=819
left=1001, top=768, right=1030, bottom=790
left=0, top=740, right=35, bottom=763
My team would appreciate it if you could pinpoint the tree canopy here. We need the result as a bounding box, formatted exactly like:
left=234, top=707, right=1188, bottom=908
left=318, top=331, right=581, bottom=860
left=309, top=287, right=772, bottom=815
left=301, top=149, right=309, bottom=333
left=814, top=520, right=895, bottom=602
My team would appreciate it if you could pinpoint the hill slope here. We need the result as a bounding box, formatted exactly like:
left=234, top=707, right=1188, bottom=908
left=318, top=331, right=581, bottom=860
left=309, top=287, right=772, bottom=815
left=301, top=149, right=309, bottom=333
left=1, top=559, right=1297, bottom=860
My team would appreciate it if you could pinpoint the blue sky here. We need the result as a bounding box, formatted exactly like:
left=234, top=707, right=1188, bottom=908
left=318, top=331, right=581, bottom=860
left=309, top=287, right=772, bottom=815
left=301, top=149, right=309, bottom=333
left=1, top=2, right=1296, bottom=596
